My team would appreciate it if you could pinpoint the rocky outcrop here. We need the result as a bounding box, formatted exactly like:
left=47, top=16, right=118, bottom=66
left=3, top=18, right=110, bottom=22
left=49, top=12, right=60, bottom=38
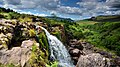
left=0, top=40, right=36, bottom=67
left=0, top=20, right=15, bottom=49
left=0, top=47, right=31, bottom=67
left=68, top=40, right=113, bottom=66
left=69, top=39, right=83, bottom=50
left=68, top=39, right=84, bottom=64
left=68, top=40, right=120, bottom=66
left=76, top=53, right=110, bottom=67
left=81, top=42, right=94, bottom=55
left=0, top=19, right=49, bottom=67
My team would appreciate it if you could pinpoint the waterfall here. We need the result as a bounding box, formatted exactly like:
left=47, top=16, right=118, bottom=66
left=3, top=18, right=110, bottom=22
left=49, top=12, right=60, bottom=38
left=40, top=26, right=74, bottom=67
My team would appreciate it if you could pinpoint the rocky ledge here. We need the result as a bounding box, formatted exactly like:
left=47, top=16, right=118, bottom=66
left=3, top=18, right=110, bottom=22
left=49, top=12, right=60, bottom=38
left=68, top=39, right=120, bottom=67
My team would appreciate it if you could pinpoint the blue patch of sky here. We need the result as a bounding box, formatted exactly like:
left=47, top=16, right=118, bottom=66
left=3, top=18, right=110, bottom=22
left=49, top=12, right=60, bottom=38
left=98, top=0, right=106, bottom=2
left=0, top=1, right=3, bottom=5
left=61, top=0, right=81, bottom=7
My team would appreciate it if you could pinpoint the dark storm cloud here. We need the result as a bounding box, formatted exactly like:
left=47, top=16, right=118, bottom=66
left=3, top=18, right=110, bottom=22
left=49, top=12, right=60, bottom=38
left=106, top=0, right=120, bottom=9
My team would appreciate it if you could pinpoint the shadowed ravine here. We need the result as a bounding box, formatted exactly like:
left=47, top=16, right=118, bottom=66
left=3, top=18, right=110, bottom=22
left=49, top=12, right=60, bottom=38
left=40, top=26, right=75, bottom=67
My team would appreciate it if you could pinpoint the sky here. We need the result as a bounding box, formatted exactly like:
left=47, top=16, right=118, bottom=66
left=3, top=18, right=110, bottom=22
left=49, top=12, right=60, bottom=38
left=0, top=0, right=120, bottom=20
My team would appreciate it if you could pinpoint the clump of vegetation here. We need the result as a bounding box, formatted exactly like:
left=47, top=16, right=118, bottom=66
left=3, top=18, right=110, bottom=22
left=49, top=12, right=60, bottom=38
left=52, top=31, right=61, bottom=41
left=46, top=61, right=58, bottom=67
left=36, top=32, right=49, bottom=50
left=28, top=43, right=58, bottom=67
left=29, top=29, right=36, bottom=37
left=26, top=44, right=49, bottom=67
left=64, top=23, right=84, bottom=40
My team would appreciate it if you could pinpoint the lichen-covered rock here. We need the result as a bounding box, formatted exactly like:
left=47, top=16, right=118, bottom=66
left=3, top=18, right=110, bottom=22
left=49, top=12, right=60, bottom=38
left=0, top=33, right=11, bottom=49
left=0, top=19, right=16, bottom=49
left=76, top=53, right=110, bottom=67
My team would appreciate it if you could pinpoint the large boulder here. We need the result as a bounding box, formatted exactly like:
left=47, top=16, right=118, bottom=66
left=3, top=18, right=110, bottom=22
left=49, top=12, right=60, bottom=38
left=0, top=47, right=31, bottom=67
left=76, top=53, right=110, bottom=67
left=0, top=40, right=37, bottom=67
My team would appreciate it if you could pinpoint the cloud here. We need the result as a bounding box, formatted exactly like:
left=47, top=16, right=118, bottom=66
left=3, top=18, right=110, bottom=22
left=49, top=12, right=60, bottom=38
left=2, top=0, right=60, bottom=10
left=37, top=14, right=48, bottom=16
left=76, top=0, right=120, bottom=16
left=3, top=0, right=21, bottom=5
left=17, top=10, right=48, bottom=17
left=0, top=0, right=120, bottom=20
left=1, top=0, right=83, bottom=15
left=57, top=6, right=82, bottom=15
left=106, top=0, right=120, bottom=9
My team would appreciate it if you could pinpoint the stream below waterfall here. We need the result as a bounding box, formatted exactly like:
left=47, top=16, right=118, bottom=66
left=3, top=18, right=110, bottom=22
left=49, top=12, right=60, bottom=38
left=40, top=26, right=75, bottom=67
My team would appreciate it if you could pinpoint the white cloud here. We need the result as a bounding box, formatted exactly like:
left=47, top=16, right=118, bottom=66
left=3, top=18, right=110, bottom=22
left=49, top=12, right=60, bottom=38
left=50, top=11, right=57, bottom=15
left=57, top=6, right=82, bottom=15
left=76, top=0, right=120, bottom=16
left=0, top=0, right=120, bottom=19
left=35, top=13, right=48, bottom=17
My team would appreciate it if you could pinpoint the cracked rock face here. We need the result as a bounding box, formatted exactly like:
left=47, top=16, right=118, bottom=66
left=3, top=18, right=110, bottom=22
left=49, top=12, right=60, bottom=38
left=0, top=40, right=36, bottom=67
left=0, top=47, right=31, bottom=67
left=76, top=53, right=110, bottom=67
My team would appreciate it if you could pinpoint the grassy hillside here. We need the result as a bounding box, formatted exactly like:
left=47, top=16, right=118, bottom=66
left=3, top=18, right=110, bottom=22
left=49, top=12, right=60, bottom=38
left=88, top=15, right=120, bottom=22
left=76, top=19, right=120, bottom=56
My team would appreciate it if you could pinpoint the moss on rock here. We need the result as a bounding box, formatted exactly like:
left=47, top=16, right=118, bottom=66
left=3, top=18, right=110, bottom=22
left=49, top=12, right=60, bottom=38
left=36, top=32, right=49, bottom=51
left=26, top=44, right=49, bottom=67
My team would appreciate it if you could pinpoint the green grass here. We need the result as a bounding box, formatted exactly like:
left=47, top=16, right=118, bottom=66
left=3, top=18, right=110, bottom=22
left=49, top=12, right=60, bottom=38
left=76, top=21, right=120, bottom=56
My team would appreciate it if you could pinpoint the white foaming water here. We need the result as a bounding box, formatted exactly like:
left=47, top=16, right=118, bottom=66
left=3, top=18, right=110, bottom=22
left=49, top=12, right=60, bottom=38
left=40, top=26, right=74, bottom=67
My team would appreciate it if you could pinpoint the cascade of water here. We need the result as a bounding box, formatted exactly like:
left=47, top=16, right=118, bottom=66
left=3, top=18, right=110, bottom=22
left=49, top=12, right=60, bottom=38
left=40, top=26, right=74, bottom=67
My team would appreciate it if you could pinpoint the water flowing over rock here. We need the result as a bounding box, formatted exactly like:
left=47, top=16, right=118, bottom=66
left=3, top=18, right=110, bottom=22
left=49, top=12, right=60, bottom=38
left=40, top=26, right=75, bottom=67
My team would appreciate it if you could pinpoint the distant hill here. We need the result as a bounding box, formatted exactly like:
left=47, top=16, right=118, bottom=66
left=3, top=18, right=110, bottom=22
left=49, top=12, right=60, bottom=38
left=45, top=16, right=74, bottom=22
left=87, top=15, right=120, bottom=22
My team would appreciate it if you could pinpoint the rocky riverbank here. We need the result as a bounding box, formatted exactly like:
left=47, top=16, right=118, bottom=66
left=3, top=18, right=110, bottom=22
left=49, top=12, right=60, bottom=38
left=67, top=39, right=120, bottom=67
